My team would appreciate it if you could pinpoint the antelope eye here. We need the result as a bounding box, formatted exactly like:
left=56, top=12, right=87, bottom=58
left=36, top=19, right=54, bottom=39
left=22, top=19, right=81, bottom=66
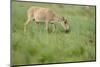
left=64, top=21, right=67, bottom=24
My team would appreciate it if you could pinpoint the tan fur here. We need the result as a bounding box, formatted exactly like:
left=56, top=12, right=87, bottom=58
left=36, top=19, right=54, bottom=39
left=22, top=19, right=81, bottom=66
left=24, top=6, right=69, bottom=32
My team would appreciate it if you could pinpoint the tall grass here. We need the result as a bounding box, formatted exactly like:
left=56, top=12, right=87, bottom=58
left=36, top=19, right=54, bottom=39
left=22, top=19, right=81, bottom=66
left=12, top=1, right=96, bottom=65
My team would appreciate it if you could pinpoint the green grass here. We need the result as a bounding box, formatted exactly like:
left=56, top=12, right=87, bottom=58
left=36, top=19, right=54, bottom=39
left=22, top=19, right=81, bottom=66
left=12, top=1, right=96, bottom=65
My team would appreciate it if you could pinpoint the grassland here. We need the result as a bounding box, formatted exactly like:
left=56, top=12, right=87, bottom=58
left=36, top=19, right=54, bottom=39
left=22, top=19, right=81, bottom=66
left=11, top=1, right=96, bottom=66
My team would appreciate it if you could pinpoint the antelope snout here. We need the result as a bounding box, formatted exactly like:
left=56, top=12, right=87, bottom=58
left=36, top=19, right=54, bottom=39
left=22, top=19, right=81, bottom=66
left=65, top=29, right=70, bottom=33
left=65, top=25, right=70, bottom=33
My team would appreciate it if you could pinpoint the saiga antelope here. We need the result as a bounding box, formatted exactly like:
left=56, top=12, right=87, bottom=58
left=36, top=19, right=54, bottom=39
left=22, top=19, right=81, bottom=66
left=24, top=7, right=70, bottom=33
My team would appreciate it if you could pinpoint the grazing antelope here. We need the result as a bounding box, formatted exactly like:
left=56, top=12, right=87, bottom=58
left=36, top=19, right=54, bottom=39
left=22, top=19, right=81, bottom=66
left=24, top=6, right=70, bottom=33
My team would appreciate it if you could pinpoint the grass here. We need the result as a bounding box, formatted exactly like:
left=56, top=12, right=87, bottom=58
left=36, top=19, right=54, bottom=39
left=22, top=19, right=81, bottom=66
left=11, top=1, right=96, bottom=66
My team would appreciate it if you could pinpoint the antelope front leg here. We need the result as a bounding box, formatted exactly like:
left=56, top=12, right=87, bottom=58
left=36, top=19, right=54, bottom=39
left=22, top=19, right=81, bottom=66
left=52, top=23, right=56, bottom=32
left=45, top=21, right=49, bottom=32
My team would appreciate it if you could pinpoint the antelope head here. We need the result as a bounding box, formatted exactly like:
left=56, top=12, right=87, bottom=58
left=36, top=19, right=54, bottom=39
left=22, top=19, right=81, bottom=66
left=59, top=16, right=70, bottom=33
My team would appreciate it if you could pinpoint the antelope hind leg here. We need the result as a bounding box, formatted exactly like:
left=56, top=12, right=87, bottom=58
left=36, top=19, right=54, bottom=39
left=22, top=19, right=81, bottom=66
left=24, top=18, right=32, bottom=32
